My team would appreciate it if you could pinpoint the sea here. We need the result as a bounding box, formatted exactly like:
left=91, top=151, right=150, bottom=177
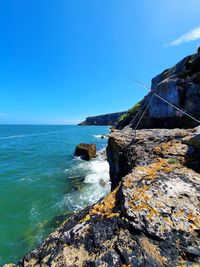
left=0, top=125, right=110, bottom=265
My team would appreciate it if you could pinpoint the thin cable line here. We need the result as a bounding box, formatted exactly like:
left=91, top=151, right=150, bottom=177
left=129, top=76, right=200, bottom=125
left=133, top=93, right=155, bottom=138
left=154, top=93, right=200, bottom=124
left=122, top=91, right=155, bottom=133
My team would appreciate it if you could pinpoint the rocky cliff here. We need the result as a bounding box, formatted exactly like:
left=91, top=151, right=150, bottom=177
left=116, top=47, right=200, bottom=130
left=5, top=50, right=200, bottom=267
left=79, top=112, right=126, bottom=126
left=7, top=125, right=200, bottom=267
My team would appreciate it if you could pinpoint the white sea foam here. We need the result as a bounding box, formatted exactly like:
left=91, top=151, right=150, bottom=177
left=59, top=148, right=111, bottom=211
left=0, top=130, right=68, bottom=140
left=0, top=134, right=25, bottom=140
left=93, top=134, right=108, bottom=139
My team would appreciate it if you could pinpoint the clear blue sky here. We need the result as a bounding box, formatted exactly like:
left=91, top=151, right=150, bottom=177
left=1, top=0, right=200, bottom=124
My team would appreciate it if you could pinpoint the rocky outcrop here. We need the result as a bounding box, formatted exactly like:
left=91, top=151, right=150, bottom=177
left=75, top=144, right=96, bottom=160
left=79, top=112, right=126, bottom=126
left=11, top=125, right=200, bottom=267
left=5, top=48, right=200, bottom=267
left=116, top=47, right=200, bottom=130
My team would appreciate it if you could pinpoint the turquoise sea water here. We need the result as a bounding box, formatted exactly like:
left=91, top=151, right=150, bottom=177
left=0, top=125, right=110, bottom=265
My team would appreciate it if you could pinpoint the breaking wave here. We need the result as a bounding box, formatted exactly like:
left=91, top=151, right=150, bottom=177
left=59, top=149, right=110, bottom=211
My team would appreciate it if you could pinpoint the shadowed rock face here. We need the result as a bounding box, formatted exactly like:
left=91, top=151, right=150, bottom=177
left=10, top=126, right=200, bottom=267
left=75, top=143, right=96, bottom=160
left=116, top=47, right=200, bottom=130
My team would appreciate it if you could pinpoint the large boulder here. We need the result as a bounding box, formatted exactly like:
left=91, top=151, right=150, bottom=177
left=75, top=143, right=96, bottom=160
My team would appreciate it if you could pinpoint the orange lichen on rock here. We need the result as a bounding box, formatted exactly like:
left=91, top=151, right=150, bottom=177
left=187, top=212, right=200, bottom=228
left=135, top=158, right=174, bottom=180
left=83, top=187, right=120, bottom=219
left=154, top=141, right=174, bottom=154
left=125, top=183, right=159, bottom=220
left=80, top=187, right=120, bottom=223
left=140, top=237, right=167, bottom=264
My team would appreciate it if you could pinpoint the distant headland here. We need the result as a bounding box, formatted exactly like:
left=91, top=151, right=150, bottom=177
left=78, top=111, right=126, bottom=126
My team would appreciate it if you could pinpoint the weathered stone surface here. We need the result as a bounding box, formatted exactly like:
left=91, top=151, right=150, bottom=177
left=116, top=47, right=200, bottom=130
left=75, top=143, right=96, bottom=160
left=5, top=48, right=200, bottom=267
left=9, top=126, right=200, bottom=267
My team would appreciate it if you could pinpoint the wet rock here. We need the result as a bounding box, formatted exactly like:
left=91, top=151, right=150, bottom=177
left=75, top=144, right=96, bottom=160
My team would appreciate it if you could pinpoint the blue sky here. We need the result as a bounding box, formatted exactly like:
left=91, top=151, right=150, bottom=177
left=1, top=0, right=200, bottom=124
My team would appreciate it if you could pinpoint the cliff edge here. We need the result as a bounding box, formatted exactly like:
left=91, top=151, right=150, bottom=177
left=5, top=49, right=200, bottom=267
left=8, top=126, right=200, bottom=267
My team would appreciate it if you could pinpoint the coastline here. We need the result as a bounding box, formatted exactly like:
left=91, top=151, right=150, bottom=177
left=0, top=125, right=110, bottom=265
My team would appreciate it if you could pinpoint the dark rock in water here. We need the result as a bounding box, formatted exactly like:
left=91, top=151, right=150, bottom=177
left=79, top=111, right=126, bottom=126
left=75, top=143, right=96, bottom=160
left=70, top=176, right=85, bottom=192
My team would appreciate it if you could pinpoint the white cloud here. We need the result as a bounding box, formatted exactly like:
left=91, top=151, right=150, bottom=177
left=167, top=26, right=200, bottom=46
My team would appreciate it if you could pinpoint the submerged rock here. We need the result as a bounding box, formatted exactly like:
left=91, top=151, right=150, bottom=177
left=75, top=143, right=96, bottom=160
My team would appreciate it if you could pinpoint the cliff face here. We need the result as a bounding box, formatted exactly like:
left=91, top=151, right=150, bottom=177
left=12, top=126, right=200, bottom=267
left=116, top=47, right=200, bottom=130
left=79, top=112, right=126, bottom=126
left=6, top=50, right=200, bottom=267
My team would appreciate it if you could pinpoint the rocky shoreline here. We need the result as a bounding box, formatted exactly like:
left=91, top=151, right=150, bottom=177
left=4, top=125, right=200, bottom=267
left=4, top=48, right=200, bottom=266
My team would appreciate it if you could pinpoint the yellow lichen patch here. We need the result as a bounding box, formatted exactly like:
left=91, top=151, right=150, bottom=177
left=154, top=140, right=184, bottom=155
left=80, top=214, right=91, bottom=223
left=89, top=187, right=119, bottom=218
left=124, top=176, right=133, bottom=188
left=135, top=158, right=174, bottom=180
left=154, top=141, right=173, bottom=154
left=163, top=217, right=173, bottom=226
left=187, top=213, right=200, bottom=228
left=174, top=211, right=185, bottom=218
left=140, top=237, right=167, bottom=265
left=106, top=212, right=120, bottom=219
left=80, top=187, right=119, bottom=222
left=126, top=183, right=159, bottom=220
